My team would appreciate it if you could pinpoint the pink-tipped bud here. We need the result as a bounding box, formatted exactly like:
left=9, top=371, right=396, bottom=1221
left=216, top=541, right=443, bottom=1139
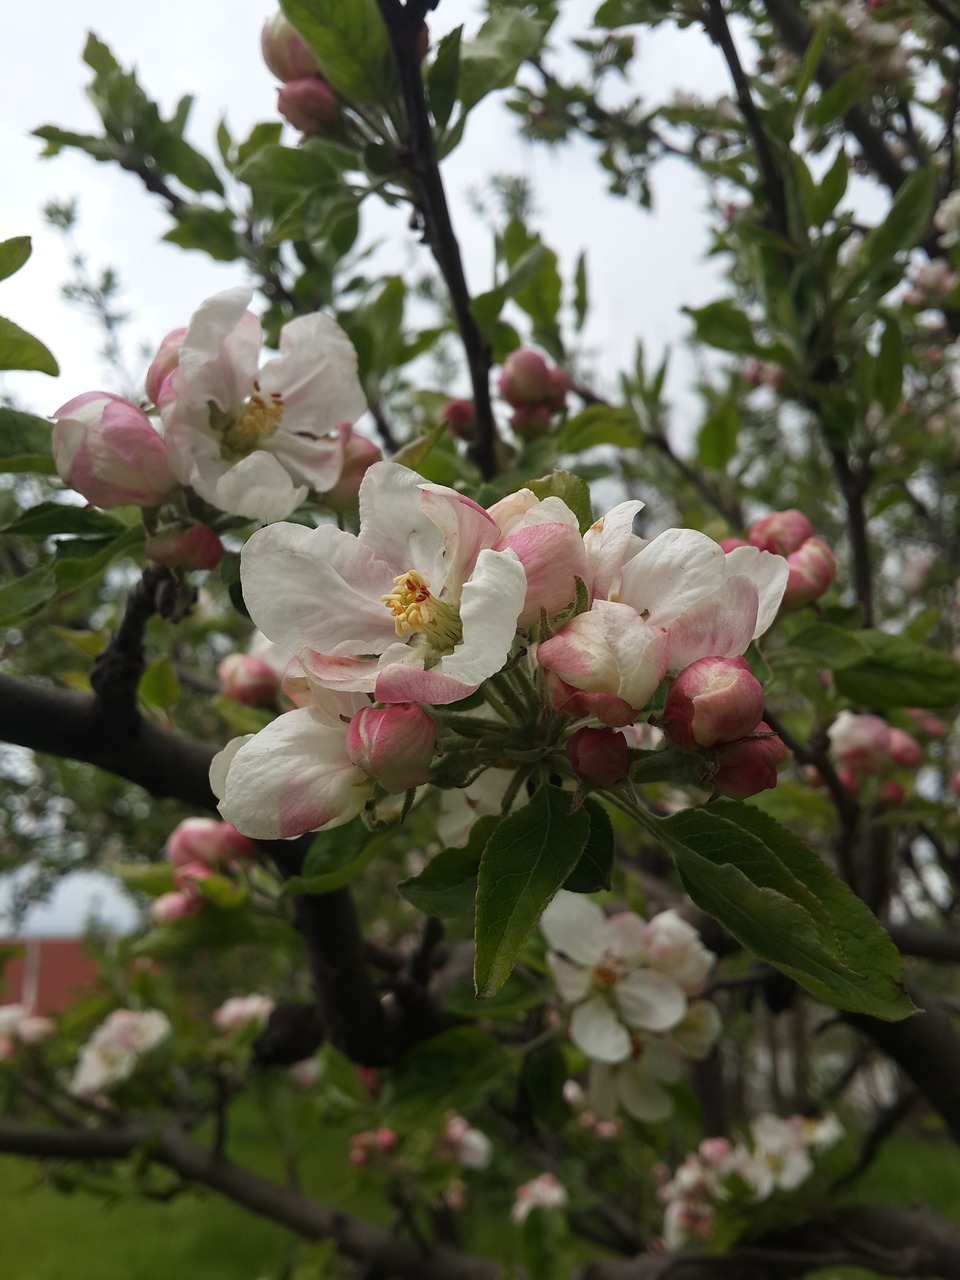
left=827, top=711, right=891, bottom=776
left=719, top=537, right=750, bottom=552
left=218, top=653, right=279, bottom=707
left=323, top=424, right=382, bottom=516
left=260, top=12, right=320, bottom=82
left=52, top=392, right=176, bottom=510
left=345, top=704, right=436, bottom=792
left=880, top=779, right=905, bottom=809
left=710, top=723, right=788, bottom=798
left=837, top=767, right=860, bottom=794
left=662, top=656, right=765, bottom=751
left=145, top=328, right=186, bottom=409
left=441, top=399, right=476, bottom=441
left=375, top=1127, right=398, bottom=1151
left=145, top=523, right=224, bottom=571
left=567, top=726, right=630, bottom=786
left=888, top=727, right=923, bottom=768
left=498, top=349, right=554, bottom=407
left=905, top=708, right=945, bottom=738
left=546, top=366, right=571, bottom=412
left=165, top=817, right=255, bottom=867
left=747, top=509, right=815, bottom=556
left=781, top=537, right=836, bottom=609
left=699, top=1137, right=733, bottom=1165
left=510, top=404, right=553, bottom=440
left=277, top=78, right=338, bottom=135
left=151, top=891, right=204, bottom=924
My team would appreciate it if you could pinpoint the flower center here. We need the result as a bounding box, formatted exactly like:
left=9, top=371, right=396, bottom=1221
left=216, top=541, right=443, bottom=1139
left=592, top=949, right=629, bottom=990
left=214, top=380, right=285, bottom=458
left=380, top=570, right=463, bottom=650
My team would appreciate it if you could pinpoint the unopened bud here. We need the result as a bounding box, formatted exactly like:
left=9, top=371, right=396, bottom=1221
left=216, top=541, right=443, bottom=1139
left=323, top=424, right=382, bottom=516
left=888, top=727, right=922, bottom=768
left=567, top=726, right=630, bottom=786
left=151, top=891, right=204, bottom=923
left=781, top=537, right=836, bottom=609
left=277, top=77, right=339, bottom=135
left=827, top=711, right=890, bottom=776
left=166, top=817, right=255, bottom=866
left=346, top=704, right=436, bottom=792
left=441, top=399, right=476, bottom=441
left=145, top=523, right=224, bottom=571
left=53, top=392, right=176, bottom=509
left=145, top=328, right=186, bottom=409
left=218, top=653, right=279, bottom=706
left=261, top=12, right=320, bottom=82
left=710, top=723, right=788, bottom=798
left=719, top=536, right=750, bottom=552
left=510, top=404, right=553, bottom=440
left=498, top=349, right=554, bottom=407
left=661, top=656, right=764, bottom=750
left=747, top=509, right=814, bottom=555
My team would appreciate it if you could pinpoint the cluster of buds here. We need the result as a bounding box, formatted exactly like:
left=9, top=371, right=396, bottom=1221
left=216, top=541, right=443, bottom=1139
left=658, top=656, right=787, bottom=799
left=0, top=1004, right=55, bottom=1060
left=511, top=1172, right=568, bottom=1224
left=436, top=1113, right=493, bottom=1169
left=145, top=523, right=224, bottom=572
left=724, top=509, right=836, bottom=610
left=261, top=12, right=339, bottom=136
left=658, top=1113, right=843, bottom=1250
left=497, top=348, right=571, bottom=440
left=825, top=711, right=923, bottom=803
left=349, top=1127, right=399, bottom=1167
left=218, top=652, right=280, bottom=707
left=151, top=818, right=255, bottom=925
left=70, top=1008, right=171, bottom=1098
left=903, top=259, right=958, bottom=308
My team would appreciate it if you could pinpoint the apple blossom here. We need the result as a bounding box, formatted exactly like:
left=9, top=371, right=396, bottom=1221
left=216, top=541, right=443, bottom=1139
left=144, top=523, right=224, bottom=571
left=540, top=891, right=688, bottom=1063
left=781, top=537, right=837, bottom=609
left=214, top=994, right=276, bottom=1033
left=486, top=488, right=588, bottom=626
left=438, top=1114, right=493, bottom=1169
left=587, top=1036, right=685, bottom=1123
left=345, top=704, right=436, bottom=792
left=70, top=1009, right=171, bottom=1097
left=511, top=1172, right=568, bottom=1223
left=322, top=424, right=382, bottom=516
left=218, top=653, right=279, bottom=707
left=641, top=911, right=716, bottom=994
left=161, top=288, right=366, bottom=522
left=668, top=1000, right=723, bottom=1059
left=888, top=727, right=923, bottom=768
left=827, top=711, right=891, bottom=775
left=151, top=891, right=204, bottom=924
left=498, top=349, right=554, bottom=407
left=145, top=327, right=186, bottom=409
left=260, top=12, right=320, bottom=82
left=52, top=392, right=177, bottom=509
left=277, top=77, right=339, bottom=135
left=567, top=726, right=630, bottom=786
left=747, top=509, right=814, bottom=555
left=15, top=1015, right=55, bottom=1046
left=239, top=461, right=528, bottom=706
left=165, top=817, right=255, bottom=867
left=710, top=722, right=788, bottom=798
left=660, top=656, right=764, bottom=750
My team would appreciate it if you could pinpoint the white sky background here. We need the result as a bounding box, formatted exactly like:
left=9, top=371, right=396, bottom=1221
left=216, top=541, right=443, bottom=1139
left=1, top=0, right=731, bottom=935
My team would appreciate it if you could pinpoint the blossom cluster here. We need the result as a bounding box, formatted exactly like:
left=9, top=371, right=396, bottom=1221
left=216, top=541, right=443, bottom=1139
left=824, top=711, right=925, bottom=805
left=70, top=1009, right=171, bottom=1098
left=722, top=507, right=836, bottom=610
left=211, top=460, right=791, bottom=839
left=540, top=892, right=721, bottom=1122
left=0, top=1004, right=54, bottom=1059
left=658, top=1113, right=844, bottom=1250
left=512, top=1172, right=569, bottom=1224
left=151, top=817, right=255, bottom=924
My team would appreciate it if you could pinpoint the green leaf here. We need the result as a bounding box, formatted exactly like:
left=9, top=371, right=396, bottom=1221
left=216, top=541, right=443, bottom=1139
left=0, top=316, right=59, bottom=375
left=650, top=802, right=913, bottom=1020
left=685, top=301, right=758, bottom=357
left=788, top=622, right=869, bottom=670
left=861, top=169, right=935, bottom=276
left=809, top=147, right=847, bottom=227
left=382, top=1027, right=504, bottom=1123
left=281, top=817, right=390, bottom=895
left=805, top=65, right=868, bottom=130
left=427, top=26, right=462, bottom=132
left=163, top=207, right=238, bottom=262
left=0, top=565, right=57, bottom=623
left=563, top=799, right=615, bottom=893
left=875, top=318, right=903, bottom=413
left=557, top=405, right=638, bottom=454
left=835, top=632, right=960, bottom=708
left=697, top=396, right=739, bottom=470
left=197, top=875, right=247, bottom=908
left=139, top=656, right=180, bottom=710
left=0, top=407, right=56, bottom=474
left=475, top=785, right=591, bottom=997
left=573, top=251, right=588, bottom=331
left=280, top=0, right=394, bottom=103
left=458, top=10, right=544, bottom=110
left=236, top=141, right=343, bottom=193
left=398, top=815, right=500, bottom=916
left=114, top=862, right=176, bottom=896
left=1, top=502, right=125, bottom=539
left=524, top=470, right=593, bottom=533
left=135, top=907, right=299, bottom=959
left=390, top=420, right=448, bottom=476
left=0, top=237, right=31, bottom=283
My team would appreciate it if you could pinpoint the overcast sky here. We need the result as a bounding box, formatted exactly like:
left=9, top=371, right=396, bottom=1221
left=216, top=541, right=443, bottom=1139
left=1, top=0, right=730, bottom=935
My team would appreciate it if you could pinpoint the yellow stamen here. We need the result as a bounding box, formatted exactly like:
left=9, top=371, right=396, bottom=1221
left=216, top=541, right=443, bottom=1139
left=217, top=383, right=285, bottom=458
left=380, top=570, right=462, bottom=649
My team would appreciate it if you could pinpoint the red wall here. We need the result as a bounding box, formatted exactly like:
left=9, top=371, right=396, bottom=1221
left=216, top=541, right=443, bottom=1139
left=1, top=938, right=103, bottom=1013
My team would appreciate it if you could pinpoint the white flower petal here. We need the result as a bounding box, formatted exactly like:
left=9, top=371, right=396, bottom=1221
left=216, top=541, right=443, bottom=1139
left=440, top=548, right=527, bottom=687
left=723, top=545, right=789, bottom=637
left=570, top=995, right=632, bottom=1063
left=662, top=576, right=759, bottom=672
left=584, top=500, right=645, bottom=600
left=539, top=890, right=607, bottom=965
left=547, top=952, right=592, bottom=1004
left=615, top=969, right=687, bottom=1032
left=619, top=528, right=725, bottom=623
left=617, top=1060, right=675, bottom=1122
left=207, top=450, right=307, bottom=522
left=261, top=311, right=367, bottom=434
left=358, top=462, right=445, bottom=580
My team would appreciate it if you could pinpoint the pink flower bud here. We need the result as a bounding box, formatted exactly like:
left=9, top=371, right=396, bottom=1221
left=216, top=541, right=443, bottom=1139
left=880, top=779, right=905, bottom=809
left=375, top=1127, right=398, bottom=1151
left=781, top=538, right=836, bottom=609
left=218, top=653, right=279, bottom=707
left=948, top=770, right=960, bottom=798
left=173, top=860, right=215, bottom=896
left=747, top=509, right=815, bottom=555
left=145, top=328, right=186, bottom=409
left=828, top=712, right=891, bottom=776
left=510, top=404, right=553, bottom=440
left=547, top=367, right=571, bottom=412
left=905, top=708, right=945, bottom=738
left=837, top=767, right=860, bottom=794
left=699, top=1137, right=733, bottom=1165
left=567, top=726, right=630, bottom=786
left=52, top=392, right=176, bottom=509
left=888, top=727, right=922, bottom=768
left=145, top=523, right=224, bottom=571
left=165, top=817, right=255, bottom=867
left=498, top=349, right=554, bottom=407
left=345, top=705, right=436, bottom=792
left=719, top=537, right=750, bottom=552
left=260, top=12, right=320, bottom=82
left=323, top=424, right=382, bottom=516
left=151, top=891, right=204, bottom=923
left=710, top=723, right=788, bottom=798
left=661, top=656, right=764, bottom=750
left=277, top=78, right=338, bottom=135
left=441, top=399, right=476, bottom=441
